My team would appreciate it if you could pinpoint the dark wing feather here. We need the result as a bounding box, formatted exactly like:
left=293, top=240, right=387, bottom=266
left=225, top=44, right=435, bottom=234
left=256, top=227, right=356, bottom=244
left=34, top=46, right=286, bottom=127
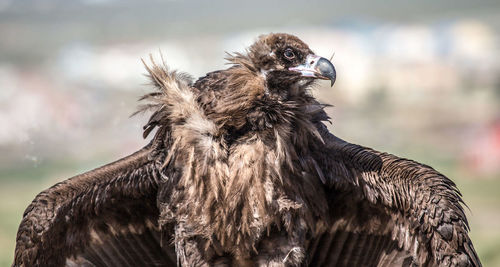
left=13, top=145, right=176, bottom=267
left=308, top=123, right=481, bottom=267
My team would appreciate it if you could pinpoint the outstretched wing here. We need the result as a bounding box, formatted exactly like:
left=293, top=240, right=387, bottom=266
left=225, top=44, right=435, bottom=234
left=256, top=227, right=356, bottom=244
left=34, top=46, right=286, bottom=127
left=13, top=144, right=176, bottom=267
left=307, top=123, right=481, bottom=267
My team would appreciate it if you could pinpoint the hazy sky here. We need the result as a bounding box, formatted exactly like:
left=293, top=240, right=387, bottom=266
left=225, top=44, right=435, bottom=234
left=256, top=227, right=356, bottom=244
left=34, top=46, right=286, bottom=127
left=1, top=0, right=500, bottom=64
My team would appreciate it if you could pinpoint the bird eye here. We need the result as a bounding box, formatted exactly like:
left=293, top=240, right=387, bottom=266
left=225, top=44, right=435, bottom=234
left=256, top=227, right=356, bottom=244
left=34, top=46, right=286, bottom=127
left=283, top=48, right=295, bottom=60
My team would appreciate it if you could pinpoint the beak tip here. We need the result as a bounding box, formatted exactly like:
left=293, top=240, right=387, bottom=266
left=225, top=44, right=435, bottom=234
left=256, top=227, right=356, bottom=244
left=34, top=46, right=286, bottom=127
left=316, top=57, right=336, bottom=87
left=330, top=75, right=336, bottom=87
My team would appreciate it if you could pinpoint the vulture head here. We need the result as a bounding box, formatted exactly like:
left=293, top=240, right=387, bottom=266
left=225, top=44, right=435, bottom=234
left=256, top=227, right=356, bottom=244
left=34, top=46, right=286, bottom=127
left=232, top=33, right=336, bottom=91
left=209, top=33, right=337, bottom=130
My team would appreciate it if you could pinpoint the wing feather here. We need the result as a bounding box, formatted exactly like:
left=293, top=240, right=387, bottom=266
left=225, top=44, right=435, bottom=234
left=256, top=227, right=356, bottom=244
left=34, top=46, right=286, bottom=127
left=309, top=122, right=481, bottom=266
left=13, top=145, right=176, bottom=266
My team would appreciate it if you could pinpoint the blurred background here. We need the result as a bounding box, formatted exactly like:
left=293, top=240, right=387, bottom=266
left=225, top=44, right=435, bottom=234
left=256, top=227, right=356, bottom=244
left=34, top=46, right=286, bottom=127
left=1, top=0, right=499, bottom=265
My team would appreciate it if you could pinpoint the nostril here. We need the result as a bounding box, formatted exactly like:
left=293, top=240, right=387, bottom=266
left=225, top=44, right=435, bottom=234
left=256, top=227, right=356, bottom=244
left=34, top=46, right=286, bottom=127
left=310, top=60, right=315, bottom=64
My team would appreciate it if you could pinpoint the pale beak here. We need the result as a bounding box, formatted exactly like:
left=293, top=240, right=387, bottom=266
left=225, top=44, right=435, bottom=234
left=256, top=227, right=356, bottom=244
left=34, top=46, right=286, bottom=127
left=289, top=54, right=336, bottom=86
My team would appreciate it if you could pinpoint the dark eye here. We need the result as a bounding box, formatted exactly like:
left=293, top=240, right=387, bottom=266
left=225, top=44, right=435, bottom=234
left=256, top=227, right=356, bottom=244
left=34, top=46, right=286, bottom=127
left=283, top=48, right=295, bottom=60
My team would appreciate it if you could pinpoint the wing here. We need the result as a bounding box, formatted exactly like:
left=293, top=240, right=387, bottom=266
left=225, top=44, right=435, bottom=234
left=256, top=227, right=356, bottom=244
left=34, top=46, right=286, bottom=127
left=307, top=123, right=481, bottom=267
left=13, top=144, right=176, bottom=267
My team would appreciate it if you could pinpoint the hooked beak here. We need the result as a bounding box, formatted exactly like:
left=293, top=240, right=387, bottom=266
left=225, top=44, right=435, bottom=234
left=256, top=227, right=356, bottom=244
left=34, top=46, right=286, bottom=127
left=289, top=54, right=336, bottom=86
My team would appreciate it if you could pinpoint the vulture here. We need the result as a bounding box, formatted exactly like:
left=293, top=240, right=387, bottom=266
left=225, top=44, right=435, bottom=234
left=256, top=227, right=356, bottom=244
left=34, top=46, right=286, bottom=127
left=14, top=33, right=481, bottom=267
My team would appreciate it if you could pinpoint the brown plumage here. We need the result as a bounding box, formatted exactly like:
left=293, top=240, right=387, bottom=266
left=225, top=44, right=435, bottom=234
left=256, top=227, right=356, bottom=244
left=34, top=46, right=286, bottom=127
left=13, top=33, right=480, bottom=267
